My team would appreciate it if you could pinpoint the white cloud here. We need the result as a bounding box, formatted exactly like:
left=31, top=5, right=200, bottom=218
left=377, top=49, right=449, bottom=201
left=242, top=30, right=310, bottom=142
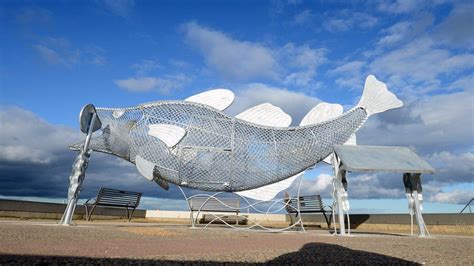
left=329, top=61, right=366, bottom=89
left=299, top=173, right=333, bottom=196
left=279, top=43, right=328, bottom=87
left=15, top=6, right=52, bottom=24
left=280, top=43, right=327, bottom=70
left=183, top=22, right=279, bottom=81
left=427, top=152, right=474, bottom=184
left=449, top=74, right=474, bottom=91
left=182, top=22, right=328, bottom=88
left=115, top=74, right=190, bottom=94
left=34, top=37, right=106, bottom=68
left=369, top=38, right=474, bottom=93
left=83, top=45, right=107, bottom=66
left=226, top=83, right=321, bottom=125
left=323, top=11, right=378, bottom=32
left=168, top=59, right=191, bottom=69
left=115, top=77, right=159, bottom=92
left=435, top=2, right=474, bottom=50
left=377, top=0, right=441, bottom=14
left=0, top=106, right=79, bottom=164
left=429, top=189, right=473, bottom=204
left=347, top=174, right=402, bottom=199
left=293, top=9, right=313, bottom=25
left=359, top=90, right=474, bottom=153
left=100, top=0, right=135, bottom=18
left=377, top=15, right=433, bottom=47
left=131, top=59, right=161, bottom=75
left=34, top=44, right=78, bottom=67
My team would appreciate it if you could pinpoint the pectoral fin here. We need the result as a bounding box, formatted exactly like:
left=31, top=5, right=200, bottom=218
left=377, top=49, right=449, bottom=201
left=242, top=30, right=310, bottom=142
left=185, top=89, right=234, bottom=111
left=236, top=103, right=292, bottom=127
left=148, top=124, right=186, bottom=148
left=236, top=172, right=303, bottom=201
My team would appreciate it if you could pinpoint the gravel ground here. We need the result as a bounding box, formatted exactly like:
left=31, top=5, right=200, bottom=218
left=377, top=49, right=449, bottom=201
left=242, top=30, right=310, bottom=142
left=0, top=220, right=473, bottom=265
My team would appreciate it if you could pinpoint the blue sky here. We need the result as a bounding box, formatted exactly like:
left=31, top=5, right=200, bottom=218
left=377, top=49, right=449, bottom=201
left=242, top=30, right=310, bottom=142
left=1, top=0, right=473, bottom=213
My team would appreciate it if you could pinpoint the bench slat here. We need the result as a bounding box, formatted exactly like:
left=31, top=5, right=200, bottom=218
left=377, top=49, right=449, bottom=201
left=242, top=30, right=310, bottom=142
left=189, top=197, right=240, bottom=212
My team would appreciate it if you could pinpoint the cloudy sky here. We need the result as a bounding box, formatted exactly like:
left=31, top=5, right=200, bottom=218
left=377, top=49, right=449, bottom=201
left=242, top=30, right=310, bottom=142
left=1, top=0, right=473, bottom=213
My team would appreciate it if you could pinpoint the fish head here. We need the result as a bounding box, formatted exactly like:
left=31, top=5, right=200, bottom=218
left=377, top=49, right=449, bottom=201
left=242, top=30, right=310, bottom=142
left=70, top=108, right=142, bottom=161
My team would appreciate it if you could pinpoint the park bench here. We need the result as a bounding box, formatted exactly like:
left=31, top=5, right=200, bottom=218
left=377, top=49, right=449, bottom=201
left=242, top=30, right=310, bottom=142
left=285, top=194, right=332, bottom=228
left=188, top=196, right=244, bottom=226
left=84, top=188, right=142, bottom=222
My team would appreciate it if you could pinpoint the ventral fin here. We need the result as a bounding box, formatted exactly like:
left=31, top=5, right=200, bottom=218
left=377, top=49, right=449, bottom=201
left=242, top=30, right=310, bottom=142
left=185, top=89, right=234, bottom=111
left=236, top=103, right=292, bottom=127
left=236, top=172, right=303, bottom=201
left=148, top=124, right=186, bottom=148
left=300, top=102, right=343, bottom=126
left=136, top=155, right=170, bottom=190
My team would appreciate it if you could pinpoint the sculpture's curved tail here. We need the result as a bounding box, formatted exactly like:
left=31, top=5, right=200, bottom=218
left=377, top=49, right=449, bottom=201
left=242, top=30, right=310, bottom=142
left=357, top=75, right=403, bottom=116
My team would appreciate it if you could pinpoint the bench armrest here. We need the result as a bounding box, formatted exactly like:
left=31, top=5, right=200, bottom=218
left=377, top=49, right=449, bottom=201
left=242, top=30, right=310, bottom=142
left=84, top=198, right=97, bottom=205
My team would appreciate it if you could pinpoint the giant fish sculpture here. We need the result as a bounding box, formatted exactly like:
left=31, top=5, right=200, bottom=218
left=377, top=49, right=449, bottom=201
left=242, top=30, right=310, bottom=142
left=71, top=75, right=402, bottom=201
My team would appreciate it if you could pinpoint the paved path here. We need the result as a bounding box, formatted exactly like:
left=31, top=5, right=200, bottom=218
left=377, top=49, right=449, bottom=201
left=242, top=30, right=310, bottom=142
left=0, top=220, right=473, bottom=265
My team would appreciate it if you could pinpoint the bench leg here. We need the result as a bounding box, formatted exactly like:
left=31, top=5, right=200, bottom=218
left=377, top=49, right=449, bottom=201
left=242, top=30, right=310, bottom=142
left=189, top=211, right=195, bottom=227
left=87, top=205, right=97, bottom=221
left=85, top=204, right=89, bottom=221
left=288, top=213, right=294, bottom=226
left=322, top=212, right=331, bottom=228
left=127, top=207, right=136, bottom=222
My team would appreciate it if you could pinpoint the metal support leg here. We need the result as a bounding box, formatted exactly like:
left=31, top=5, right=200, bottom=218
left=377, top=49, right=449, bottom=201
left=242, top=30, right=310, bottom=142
left=59, top=113, right=97, bottom=225
left=403, top=173, right=429, bottom=237
left=332, top=153, right=349, bottom=236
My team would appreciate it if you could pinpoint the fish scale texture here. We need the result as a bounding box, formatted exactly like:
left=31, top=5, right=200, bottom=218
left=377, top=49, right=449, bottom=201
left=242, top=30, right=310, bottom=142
left=93, top=102, right=367, bottom=192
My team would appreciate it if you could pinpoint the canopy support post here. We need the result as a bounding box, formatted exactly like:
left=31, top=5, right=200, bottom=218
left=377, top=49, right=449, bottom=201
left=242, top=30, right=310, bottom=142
left=403, top=173, right=429, bottom=237
left=332, top=153, right=350, bottom=236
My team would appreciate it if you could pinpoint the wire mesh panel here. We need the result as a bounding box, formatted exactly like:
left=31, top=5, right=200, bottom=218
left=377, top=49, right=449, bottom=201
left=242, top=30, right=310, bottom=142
left=81, top=101, right=368, bottom=192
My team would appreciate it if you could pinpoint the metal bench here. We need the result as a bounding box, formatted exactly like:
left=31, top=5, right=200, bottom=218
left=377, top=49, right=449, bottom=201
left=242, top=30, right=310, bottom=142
left=285, top=195, right=332, bottom=228
left=84, top=188, right=142, bottom=221
left=188, top=196, right=241, bottom=226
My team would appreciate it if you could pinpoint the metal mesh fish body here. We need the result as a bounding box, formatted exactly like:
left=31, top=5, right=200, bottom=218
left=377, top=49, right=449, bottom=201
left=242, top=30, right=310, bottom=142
left=91, top=102, right=367, bottom=192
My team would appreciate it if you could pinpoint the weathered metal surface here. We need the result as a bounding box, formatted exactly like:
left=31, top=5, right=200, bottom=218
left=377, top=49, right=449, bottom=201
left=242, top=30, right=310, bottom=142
left=334, top=145, right=435, bottom=174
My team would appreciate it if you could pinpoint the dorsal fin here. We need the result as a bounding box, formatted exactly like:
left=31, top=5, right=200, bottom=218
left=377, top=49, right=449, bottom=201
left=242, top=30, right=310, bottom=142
left=236, top=172, right=303, bottom=201
left=300, top=102, right=343, bottom=126
left=236, top=103, right=292, bottom=127
left=148, top=124, right=186, bottom=147
left=185, top=89, right=234, bottom=111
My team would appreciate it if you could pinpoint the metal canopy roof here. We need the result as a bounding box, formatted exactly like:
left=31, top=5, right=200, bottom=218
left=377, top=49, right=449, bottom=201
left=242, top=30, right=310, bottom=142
left=333, top=145, right=435, bottom=174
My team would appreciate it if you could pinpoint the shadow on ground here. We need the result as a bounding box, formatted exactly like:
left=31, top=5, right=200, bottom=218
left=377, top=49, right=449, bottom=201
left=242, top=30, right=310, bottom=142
left=0, top=243, right=419, bottom=265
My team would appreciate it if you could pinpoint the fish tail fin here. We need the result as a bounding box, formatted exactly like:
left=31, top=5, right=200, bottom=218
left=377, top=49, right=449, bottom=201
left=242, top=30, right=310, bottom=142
left=357, top=75, right=403, bottom=116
